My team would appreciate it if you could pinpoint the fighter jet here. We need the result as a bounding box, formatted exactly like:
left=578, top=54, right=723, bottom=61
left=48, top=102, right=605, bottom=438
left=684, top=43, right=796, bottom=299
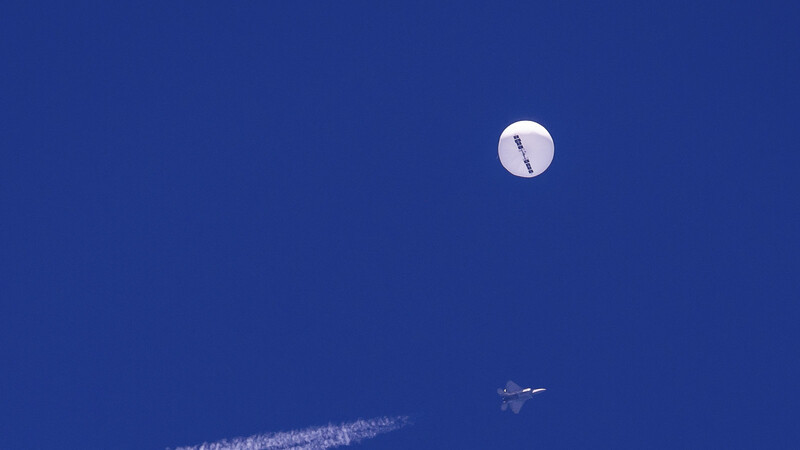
left=498, top=380, right=546, bottom=414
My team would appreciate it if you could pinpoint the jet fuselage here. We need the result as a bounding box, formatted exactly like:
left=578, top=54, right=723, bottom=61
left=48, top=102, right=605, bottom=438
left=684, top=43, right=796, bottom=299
left=500, top=387, right=547, bottom=403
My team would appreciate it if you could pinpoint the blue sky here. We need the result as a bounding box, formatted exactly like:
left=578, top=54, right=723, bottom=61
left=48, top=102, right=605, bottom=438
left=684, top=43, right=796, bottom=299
left=2, top=2, right=799, bottom=449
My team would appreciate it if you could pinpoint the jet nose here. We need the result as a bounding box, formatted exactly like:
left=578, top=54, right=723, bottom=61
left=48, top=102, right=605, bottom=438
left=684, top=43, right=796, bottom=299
left=532, top=388, right=547, bottom=394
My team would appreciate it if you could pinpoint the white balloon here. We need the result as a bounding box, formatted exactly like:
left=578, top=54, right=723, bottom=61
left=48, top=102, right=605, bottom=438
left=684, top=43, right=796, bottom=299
left=498, top=121, right=554, bottom=178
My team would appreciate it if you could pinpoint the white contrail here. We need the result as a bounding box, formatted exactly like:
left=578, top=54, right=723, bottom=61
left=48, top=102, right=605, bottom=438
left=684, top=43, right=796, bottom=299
left=172, top=415, right=410, bottom=450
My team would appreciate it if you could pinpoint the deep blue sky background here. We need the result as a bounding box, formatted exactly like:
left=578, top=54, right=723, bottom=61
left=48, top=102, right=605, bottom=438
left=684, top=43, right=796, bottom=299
left=2, top=2, right=799, bottom=449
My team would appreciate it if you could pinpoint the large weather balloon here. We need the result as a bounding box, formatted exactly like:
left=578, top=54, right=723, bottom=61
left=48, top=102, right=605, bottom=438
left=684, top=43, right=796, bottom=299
left=498, top=121, right=554, bottom=177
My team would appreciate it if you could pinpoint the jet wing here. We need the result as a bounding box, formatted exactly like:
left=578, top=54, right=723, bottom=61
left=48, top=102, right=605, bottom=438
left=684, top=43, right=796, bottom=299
left=505, top=380, right=522, bottom=392
left=509, top=399, right=528, bottom=414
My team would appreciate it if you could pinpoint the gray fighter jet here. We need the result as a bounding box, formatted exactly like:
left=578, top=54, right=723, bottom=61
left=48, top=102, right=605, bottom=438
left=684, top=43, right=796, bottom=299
left=498, top=380, right=546, bottom=414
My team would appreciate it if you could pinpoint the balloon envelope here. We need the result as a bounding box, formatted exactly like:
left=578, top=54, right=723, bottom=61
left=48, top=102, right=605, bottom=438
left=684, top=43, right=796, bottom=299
left=498, top=121, right=554, bottom=177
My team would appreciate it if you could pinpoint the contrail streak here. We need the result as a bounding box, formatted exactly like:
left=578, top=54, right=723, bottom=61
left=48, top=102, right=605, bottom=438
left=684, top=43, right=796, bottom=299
left=172, top=415, right=410, bottom=450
